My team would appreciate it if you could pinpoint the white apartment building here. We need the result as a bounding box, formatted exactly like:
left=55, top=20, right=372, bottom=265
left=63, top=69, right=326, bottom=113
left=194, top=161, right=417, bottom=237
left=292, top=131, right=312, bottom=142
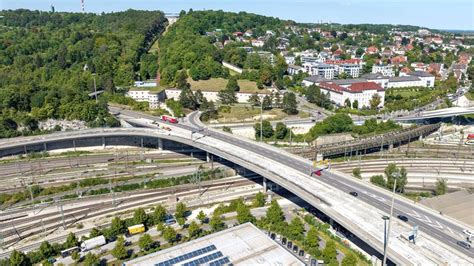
left=303, top=63, right=336, bottom=79
left=126, top=89, right=163, bottom=109
left=386, top=76, right=425, bottom=88
left=164, top=89, right=268, bottom=104
left=403, top=71, right=435, bottom=87
left=337, top=64, right=360, bottom=78
left=372, top=64, right=395, bottom=77
left=318, top=81, right=385, bottom=109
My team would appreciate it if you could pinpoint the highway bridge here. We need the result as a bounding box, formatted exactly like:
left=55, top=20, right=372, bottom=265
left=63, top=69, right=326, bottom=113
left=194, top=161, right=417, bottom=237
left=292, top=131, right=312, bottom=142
left=290, top=123, right=441, bottom=159
left=394, top=107, right=474, bottom=122
left=0, top=109, right=472, bottom=264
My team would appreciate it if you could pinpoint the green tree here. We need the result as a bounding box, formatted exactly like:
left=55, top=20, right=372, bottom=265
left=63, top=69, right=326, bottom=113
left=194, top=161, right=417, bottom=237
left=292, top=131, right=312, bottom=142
left=71, top=251, right=80, bottom=262
left=226, top=76, right=240, bottom=92
left=266, top=200, right=285, bottom=225
left=436, top=178, right=447, bottom=196
left=217, top=88, right=237, bottom=104
left=175, top=202, right=187, bottom=220
left=110, top=217, right=126, bottom=237
left=154, top=204, right=168, bottom=224
left=9, top=250, right=30, bottom=266
left=83, top=252, right=100, bottom=266
left=352, top=99, right=359, bottom=109
left=341, top=253, right=358, bottom=266
left=133, top=208, right=149, bottom=225
left=282, top=92, right=298, bottom=115
left=254, top=120, right=274, bottom=139
left=222, top=126, right=232, bottom=133
left=236, top=202, right=256, bottom=224
left=39, top=241, right=54, bottom=259
left=252, top=191, right=266, bottom=207
left=138, top=233, right=154, bottom=251
left=262, top=95, right=272, bottom=110
left=163, top=226, right=178, bottom=244
left=112, top=236, right=128, bottom=260
left=210, top=212, right=225, bottom=232
left=305, top=227, right=319, bottom=252
left=370, top=175, right=386, bottom=187
left=248, top=93, right=261, bottom=106
left=384, top=163, right=408, bottom=192
left=322, top=240, right=337, bottom=263
left=197, top=210, right=207, bottom=224
left=369, top=93, right=382, bottom=109
left=288, top=217, right=305, bottom=241
left=89, top=227, right=101, bottom=238
left=352, top=168, right=362, bottom=179
left=65, top=232, right=79, bottom=249
left=187, top=221, right=201, bottom=238
left=344, top=98, right=352, bottom=108
left=275, top=122, right=288, bottom=139
left=177, top=217, right=186, bottom=227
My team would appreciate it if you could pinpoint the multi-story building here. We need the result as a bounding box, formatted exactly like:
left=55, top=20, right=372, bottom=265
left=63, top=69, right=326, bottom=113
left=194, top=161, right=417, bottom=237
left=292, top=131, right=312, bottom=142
left=126, top=88, right=163, bottom=109
left=338, top=64, right=360, bottom=78
left=403, top=71, right=435, bottom=87
left=372, top=64, right=395, bottom=77
left=318, top=81, right=385, bottom=109
left=303, top=63, right=336, bottom=79
left=386, top=76, right=425, bottom=88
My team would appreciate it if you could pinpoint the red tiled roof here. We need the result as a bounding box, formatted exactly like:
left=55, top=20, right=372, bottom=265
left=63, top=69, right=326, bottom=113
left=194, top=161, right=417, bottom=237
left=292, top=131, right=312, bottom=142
left=367, top=46, right=378, bottom=53
left=319, top=81, right=383, bottom=94
left=325, top=59, right=362, bottom=65
left=319, top=82, right=344, bottom=93
left=347, top=82, right=383, bottom=93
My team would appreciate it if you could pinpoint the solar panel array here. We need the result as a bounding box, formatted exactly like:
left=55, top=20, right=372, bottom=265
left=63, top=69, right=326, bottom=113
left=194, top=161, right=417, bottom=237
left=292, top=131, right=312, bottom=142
left=155, top=245, right=217, bottom=266
left=182, top=251, right=223, bottom=266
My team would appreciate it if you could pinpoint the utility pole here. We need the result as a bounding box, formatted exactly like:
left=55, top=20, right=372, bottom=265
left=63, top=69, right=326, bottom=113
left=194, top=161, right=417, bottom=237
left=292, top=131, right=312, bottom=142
left=383, top=179, right=397, bottom=266
left=59, top=203, right=66, bottom=230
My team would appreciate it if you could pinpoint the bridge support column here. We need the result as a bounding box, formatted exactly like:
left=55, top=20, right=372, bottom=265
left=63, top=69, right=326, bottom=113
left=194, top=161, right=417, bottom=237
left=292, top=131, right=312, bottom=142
left=43, top=143, right=47, bottom=152
left=102, top=136, right=106, bottom=149
left=419, top=135, right=423, bottom=141
left=157, top=138, right=163, bottom=151
left=140, top=137, right=144, bottom=148
left=263, top=177, right=268, bottom=192
left=73, top=139, right=77, bottom=152
left=389, top=143, right=393, bottom=152
left=206, top=152, right=210, bottom=163
left=316, top=153, right=323, bottom=162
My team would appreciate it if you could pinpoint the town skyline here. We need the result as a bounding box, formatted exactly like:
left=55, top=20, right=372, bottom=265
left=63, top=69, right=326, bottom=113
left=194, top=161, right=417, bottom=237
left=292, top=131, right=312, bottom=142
left=2, top=0, right=473, bottom=31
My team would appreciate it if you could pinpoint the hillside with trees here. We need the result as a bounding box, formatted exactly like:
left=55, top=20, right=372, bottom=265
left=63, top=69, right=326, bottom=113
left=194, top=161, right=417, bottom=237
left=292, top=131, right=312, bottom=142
left=0, top=9, right=167, bottom=138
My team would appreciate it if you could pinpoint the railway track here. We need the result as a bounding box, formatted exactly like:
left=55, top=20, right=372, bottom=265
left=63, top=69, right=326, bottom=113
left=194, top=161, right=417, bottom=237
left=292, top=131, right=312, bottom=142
left=0, top=176, right=258, bottom=247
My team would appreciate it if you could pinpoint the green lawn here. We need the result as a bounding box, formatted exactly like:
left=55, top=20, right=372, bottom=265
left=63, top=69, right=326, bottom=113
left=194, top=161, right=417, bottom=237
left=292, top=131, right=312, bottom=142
left=187, top=78, right=266, bottom=94
left=216, top=106, right=288, bottom=122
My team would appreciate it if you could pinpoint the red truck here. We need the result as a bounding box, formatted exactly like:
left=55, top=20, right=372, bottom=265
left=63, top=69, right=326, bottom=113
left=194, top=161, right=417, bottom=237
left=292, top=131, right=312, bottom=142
left=161, top=115, right=178, bottom=124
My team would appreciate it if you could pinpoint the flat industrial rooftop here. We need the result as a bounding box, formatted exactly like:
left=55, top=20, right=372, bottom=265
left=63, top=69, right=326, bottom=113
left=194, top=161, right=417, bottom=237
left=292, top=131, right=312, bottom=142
left=123, top=223, right=304, bottom=266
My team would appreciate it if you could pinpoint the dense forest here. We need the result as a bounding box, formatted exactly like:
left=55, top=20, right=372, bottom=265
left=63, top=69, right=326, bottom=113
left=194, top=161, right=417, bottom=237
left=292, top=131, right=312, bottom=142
left=158, top=10, right=288, bottom=86
left=0, top=9, right=167, bottom=138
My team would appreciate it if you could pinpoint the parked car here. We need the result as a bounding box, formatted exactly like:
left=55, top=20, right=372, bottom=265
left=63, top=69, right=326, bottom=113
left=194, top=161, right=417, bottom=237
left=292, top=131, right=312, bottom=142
left=298, top=250, right=305, bottom=257
left=270, top=233, right=276, bottom=240
left=292, top=245, right=298, bottom=253
left=287, top=241, right=293, bottom=249
left=276, top=234, right=281, bottom=241
left=457, top=241, right=471, bottom=249
left=310, top=258, right=317, bottom=266
left=349, top=191, right=358, bottom=197
left=282, top=237, right=287, bottom=245
left=304, top=254, right=310, bottom=262
left=397, top=214, right=408, bottom=222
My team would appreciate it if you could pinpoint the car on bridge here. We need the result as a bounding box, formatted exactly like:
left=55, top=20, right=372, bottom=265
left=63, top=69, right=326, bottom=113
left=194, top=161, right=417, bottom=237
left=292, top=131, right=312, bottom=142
left=397, top=214, right=408, bottom=222
left=457, top=241, right=471, bottom=249
left=349, top=191, right=358, bottom=197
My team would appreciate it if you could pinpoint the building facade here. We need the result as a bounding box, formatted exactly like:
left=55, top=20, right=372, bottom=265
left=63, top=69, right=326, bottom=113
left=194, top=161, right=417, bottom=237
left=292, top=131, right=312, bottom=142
left=372, top=64, right=395, bottom=77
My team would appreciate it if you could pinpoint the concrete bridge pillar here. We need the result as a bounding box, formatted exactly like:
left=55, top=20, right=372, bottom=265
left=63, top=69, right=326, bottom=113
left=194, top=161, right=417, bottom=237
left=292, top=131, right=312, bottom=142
left=389, top=143, right=394, bottom=152
left=140, top=137, right=144, bottom=148
left=43, top=143, right=47, bottom=152
left=263, top=177, right=268, bottom=192
left=206, top=152, right=210, bottom=163
left=419, top=135, right=423, bottom=141
left=157, top=138, right=163, bottom=150
left=73, top=139, right=77, bottom=152
left=102, top=136, right=106, bottom=149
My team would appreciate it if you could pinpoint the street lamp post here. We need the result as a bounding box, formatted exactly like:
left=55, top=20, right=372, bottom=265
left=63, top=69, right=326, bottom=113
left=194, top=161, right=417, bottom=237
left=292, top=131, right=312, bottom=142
left=382, top=215, right=389, bottom=263
left=260, top=98, right=263, bottom=142
left=383, top=179, right=397, bottom=266
left=92, top=73, right=98, bottom=104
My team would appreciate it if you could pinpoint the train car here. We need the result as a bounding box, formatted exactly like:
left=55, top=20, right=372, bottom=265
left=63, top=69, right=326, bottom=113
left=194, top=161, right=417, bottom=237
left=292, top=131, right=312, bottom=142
left=127, top=224, right=145, bottom=235
left=161, top=115, right=178, bottom=124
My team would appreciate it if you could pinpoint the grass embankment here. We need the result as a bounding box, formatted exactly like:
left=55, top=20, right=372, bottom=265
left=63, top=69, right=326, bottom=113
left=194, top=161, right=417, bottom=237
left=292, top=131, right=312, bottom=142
left=187, top=78, right=265, bottom=94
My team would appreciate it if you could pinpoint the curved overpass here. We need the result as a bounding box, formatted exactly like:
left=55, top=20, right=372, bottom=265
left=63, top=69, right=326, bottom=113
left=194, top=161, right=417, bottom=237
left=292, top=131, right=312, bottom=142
left=394, top=107, right=474, bottom=122
left=0, top=114, right=472, bottom=264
